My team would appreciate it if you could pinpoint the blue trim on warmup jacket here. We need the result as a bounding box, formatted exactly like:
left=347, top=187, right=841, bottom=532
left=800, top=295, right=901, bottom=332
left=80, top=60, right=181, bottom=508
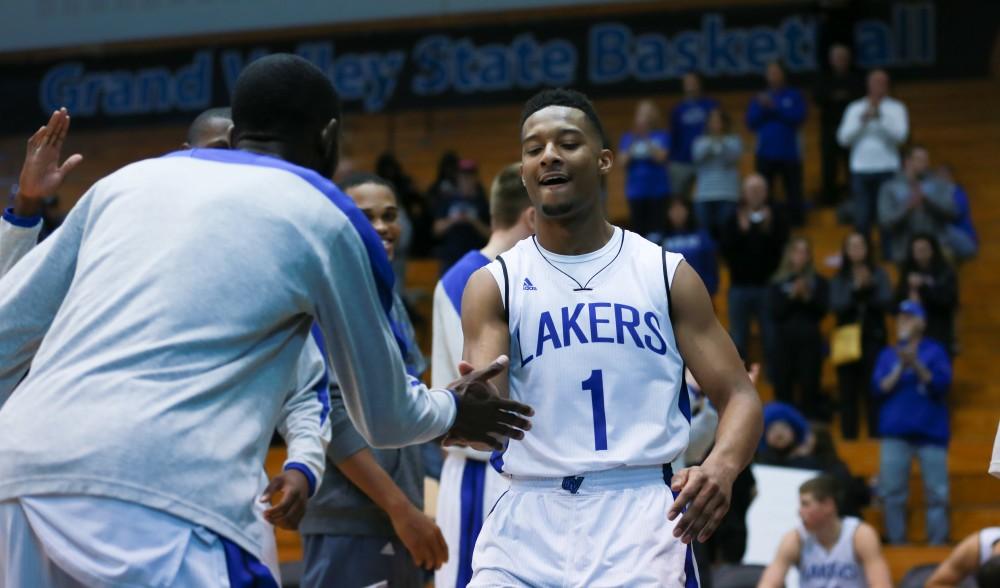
left=284, top=462, right=317, bottom=497
left=2, top=207, right=42, bottom=228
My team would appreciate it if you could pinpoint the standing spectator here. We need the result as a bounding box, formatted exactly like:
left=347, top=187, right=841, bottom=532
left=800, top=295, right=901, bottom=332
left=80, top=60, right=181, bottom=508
left=427, top=151, right=460, bottom=204
left=720, top=173, right=789, bottom=368
left=692, top=108, right=742, bottom=239
left=872, top=300, right=952, bottom=545
left=895, top=234, right=959, bottom=355
left=432, top=159, right=490, bottom=273
left=377, top=152, right=433, bottom=258
left=830, top=231, right=894, bottom=439
left=661, top=198, right=719, bottom=297
left=769, top=237, right=830, bottom=418
left=935, top=164, right=979, bottom=262
left=746, top=61, right=808, bottom=226
left=878, top=145, right=957, bottom=263
left=837, top=69, right=909, bottom=238
left=618, top=99, right=671, bottom=238
left=813, top=44, right=864, bottom=206
left=669, top=72, right=719, bottom=199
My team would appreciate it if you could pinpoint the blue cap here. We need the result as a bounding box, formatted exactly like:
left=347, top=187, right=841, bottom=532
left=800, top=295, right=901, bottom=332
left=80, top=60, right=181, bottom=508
left=898, top=300, right=926, bottom=321
left=760, top=401, right=809, bottom=450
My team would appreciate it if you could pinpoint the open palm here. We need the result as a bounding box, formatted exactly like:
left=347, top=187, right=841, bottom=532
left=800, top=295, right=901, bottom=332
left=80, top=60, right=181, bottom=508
left=19, top=108, right=83, bottom=201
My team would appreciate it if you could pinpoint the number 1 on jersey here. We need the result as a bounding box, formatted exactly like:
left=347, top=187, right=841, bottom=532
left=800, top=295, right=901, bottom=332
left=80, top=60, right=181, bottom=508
left=581, top=369, right=608, bottom=451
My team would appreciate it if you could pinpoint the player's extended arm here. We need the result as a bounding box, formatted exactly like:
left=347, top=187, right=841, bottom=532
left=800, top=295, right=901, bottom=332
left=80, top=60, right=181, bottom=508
left=926, top=532, right=981, bottom=588
left=757, top=530, right=801, bottom=588
left=0, top=188, right=94, bottom=405
left=461, top=268, right=512, bottom=397
left=666, top=262, right=763, bottom=544
left=311, top=230, right=530, bottom=450
left=854, top=522, right=892, bottom=588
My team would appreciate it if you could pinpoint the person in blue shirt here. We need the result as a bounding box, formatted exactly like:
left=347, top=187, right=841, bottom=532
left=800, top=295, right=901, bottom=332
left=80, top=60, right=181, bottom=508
left=936, top=164, right=978, bottom=263
left=669, top=73, right=719, bottom=199
left=872, top=300, right=952, bottom=545
left=661, top=198, right=719, bottom=297
left=619, top=99, right=671, bottom=239
left=746, top=61, right=808, bottom=226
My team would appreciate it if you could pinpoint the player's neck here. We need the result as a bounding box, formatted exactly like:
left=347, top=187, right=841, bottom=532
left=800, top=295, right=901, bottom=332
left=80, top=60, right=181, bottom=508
left=814, top=517, right=843, bottom=549
left=535, top=213, right=614, bottom=256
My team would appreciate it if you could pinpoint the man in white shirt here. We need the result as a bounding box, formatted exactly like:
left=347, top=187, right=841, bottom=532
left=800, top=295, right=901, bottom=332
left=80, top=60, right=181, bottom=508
left=0, top=54, right=531, bottom=587
left=837, top=69, right=909, bottom=242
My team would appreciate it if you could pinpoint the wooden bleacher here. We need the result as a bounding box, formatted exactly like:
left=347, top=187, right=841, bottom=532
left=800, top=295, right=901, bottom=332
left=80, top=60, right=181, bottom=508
left=7, top=76, right=996, bottom=584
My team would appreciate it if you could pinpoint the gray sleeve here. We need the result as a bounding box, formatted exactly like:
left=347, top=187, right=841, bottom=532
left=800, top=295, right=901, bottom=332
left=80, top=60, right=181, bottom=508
left=923, top=180, right=958, bottom=220
left=310, top=227, right=456, bottom=449
left=0, top=216, right=42, bottom=279
left=276, top=338, right=333, bottom=492
left=324, top=369, right=369, bottom=463
left=0, top=192, right=91, bottom=404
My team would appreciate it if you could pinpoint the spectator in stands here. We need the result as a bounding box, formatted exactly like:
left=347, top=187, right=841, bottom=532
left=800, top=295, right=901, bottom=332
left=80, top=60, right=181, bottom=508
left=432, top=158, right=490, bottom=273
left=872, top=300, right=952, bottom=545
left=692, top=108, right=742, bottom=239
left=721, top=174, right=788, bottom=369
left=878, top=145, right=957, bottom=263
left=669, top=72, right=718, bottom=199
left=758, top=475, right=892, bottom=588
left=830, top=231, right=894, bottom=439
left=837, top=69, right=909, bottom=239
left=377, top=152, right=433, bottom=259
left=757, top=401, right=813, bottom=464
left=894, top=234, right=959, bottom=354
left=935, top=164, right=979, bottom=263
left=661, top=198, right=719, bottom=297
left=926, top=528, right=1000, bottom=588
left=746, top=61, right=807, bottom=226
left=769, top=237, right=830, bottom=419
left=813, top=44, right=864, bottom=207
left=618, top=99, right=671, bottom=238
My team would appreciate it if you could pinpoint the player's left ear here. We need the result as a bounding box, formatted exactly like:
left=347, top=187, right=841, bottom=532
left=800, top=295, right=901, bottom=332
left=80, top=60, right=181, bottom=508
left=597, top=148, right=614, bottom=176
left=320, top=117, right=340, bottom=173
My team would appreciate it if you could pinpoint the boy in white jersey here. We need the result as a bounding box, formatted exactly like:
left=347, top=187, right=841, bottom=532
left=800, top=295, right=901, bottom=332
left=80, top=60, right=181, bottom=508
left=758, top=475, right=891, bottom=588
left=433, top=163, right=536, bottom=587
left=926, top=527, right=1000, bottom=588
left=460, top=88, right=762, bottom=586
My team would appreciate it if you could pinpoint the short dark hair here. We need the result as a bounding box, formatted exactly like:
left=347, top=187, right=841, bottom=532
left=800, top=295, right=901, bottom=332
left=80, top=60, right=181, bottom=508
left=339, top=172, right=398, bottom=202
left=978, top=555, right=1000, bottom=588
left=489, top=163, right=533, bottom=229
left=231, top=54, right=341, bottom=142
left=800, top=475, right=840, bottom=505
left=520, top=88, right=609, bottom=148
left=187, top=107, right=232, bottom=145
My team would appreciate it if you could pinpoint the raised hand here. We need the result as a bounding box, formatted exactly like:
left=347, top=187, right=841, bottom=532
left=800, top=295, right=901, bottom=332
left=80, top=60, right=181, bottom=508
left=445, top=355, right=533, bottom=451
left=16, top=108, right=83, bottom=216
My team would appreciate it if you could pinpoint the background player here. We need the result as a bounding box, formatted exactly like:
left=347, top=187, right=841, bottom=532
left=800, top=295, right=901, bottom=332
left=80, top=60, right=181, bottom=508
left=432, top=162, right=536, bottom=588
left=925, top=527, right=1000, bottom=588
left=461, top=88, right=762, bottom=586
left=757, top=475, right=891, bottom=588
left=0, top=54, right=530, bottom=587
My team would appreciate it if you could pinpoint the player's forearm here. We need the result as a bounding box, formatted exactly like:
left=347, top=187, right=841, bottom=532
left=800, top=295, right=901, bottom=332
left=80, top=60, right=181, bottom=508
left=12, top=191, right=44, bottom=218
left=335, top=448, right=416, bottom=519
left=702, top=386, right=762, bottom=479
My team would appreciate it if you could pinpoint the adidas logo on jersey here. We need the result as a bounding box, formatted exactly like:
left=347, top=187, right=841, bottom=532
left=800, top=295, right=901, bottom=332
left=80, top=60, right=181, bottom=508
left=522, top=278, right=538, bottom=291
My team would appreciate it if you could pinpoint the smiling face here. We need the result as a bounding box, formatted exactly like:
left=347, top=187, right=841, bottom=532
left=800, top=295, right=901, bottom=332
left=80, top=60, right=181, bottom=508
left=345, top=182, right=401, bottom=260
left=520, top=105, right=612, bottom=221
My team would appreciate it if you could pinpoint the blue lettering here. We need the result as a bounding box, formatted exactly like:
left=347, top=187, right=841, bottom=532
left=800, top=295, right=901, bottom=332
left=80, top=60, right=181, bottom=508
left=516, top=327, right=534, bottom=367
left=703, top=15, right=742, bottom=74
left=855, top=20, right=892, bottom=68
left=643, top=312, right=667, bottom=355
left=362, top=51, right=405, bottom=111
left=589, top=302, right=614, bottom=343
left=174, top=50, right=212, bottom=111
left=746, top=29, right=779, bottom=70
left=40, top=62, right=84, bottom=114
left=561, top=304, right=589, bottom=346
left=541, top=40, right=576, bottom=84
left=333, top=55, right=365, bottom=100
left=781, top=17, right=816, bottom=71
left=411, top=35, right=451, bottom=95
left=536, top=311, right=562, bottom=358
left=634, top=33, right=671, bottom=81
left=614, top=304, right=644, bottom=348
left=477, top=44, right=512, bottom=91
left=588, top=23, right=630, bottom=84
left=453, top=39, right=478, bottom=93
left=102, top=73, right=133, bottom=115
left=674, top=32, right=701, bottom=74
left=136, top=68, right=173, bottom=113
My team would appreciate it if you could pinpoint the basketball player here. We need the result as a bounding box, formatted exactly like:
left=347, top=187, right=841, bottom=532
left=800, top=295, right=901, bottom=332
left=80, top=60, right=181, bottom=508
left=926, top=527, right=1000, bottom=588
left=758, top=475, right=891, bottom=588
left=461, top=88, right=762, bottom=586
left=0, top=106, right=299, bottom=584
left=433, top=163, right=536, bottom=588
left=0, top=54, right=530, bottom=587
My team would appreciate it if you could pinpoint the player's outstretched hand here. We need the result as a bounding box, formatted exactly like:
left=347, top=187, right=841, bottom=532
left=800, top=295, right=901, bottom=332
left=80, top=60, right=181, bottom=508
left=17, top=108, right=83, bottom=216
left=667, top=463, right=735, bottom=544
left=445, top=355, right=534, bottom=451
left=390, top=503, right=449, bottom=570
left=260, top=468, right=310, bottom=530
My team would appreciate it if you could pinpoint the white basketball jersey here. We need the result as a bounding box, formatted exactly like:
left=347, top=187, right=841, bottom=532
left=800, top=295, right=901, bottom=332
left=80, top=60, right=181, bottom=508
left=980, top=527, right=1000, bottom=564
left=797, top=517, right=866, bottom=588
left=484, top=228, right=689, bottom=478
